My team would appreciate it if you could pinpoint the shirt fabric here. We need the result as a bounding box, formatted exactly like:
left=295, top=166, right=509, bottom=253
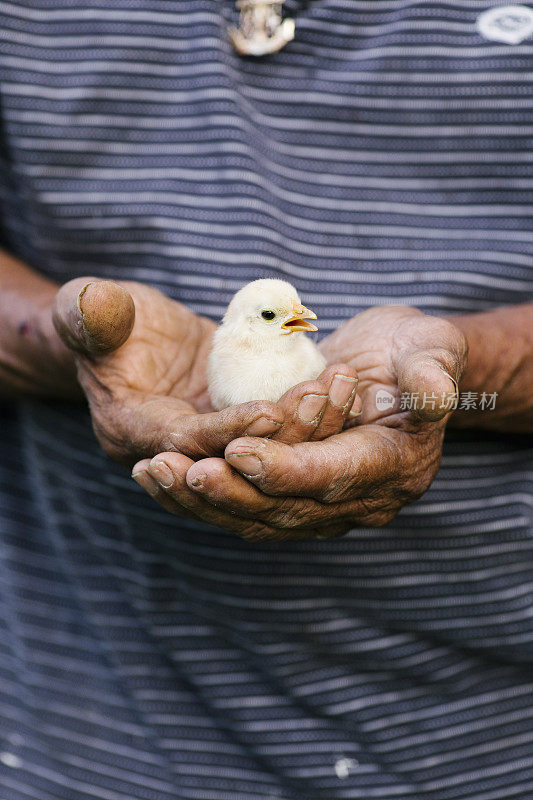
left=1, top=2, right=533, bottom=799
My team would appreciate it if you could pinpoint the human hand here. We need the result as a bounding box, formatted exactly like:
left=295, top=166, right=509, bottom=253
left=319, top=305, right=466, bottom=426
left=53, top=278, right=358, bottom=469
left=52, top=278, right=281, bottom=467
left=132, top=306, right=466, bottom=540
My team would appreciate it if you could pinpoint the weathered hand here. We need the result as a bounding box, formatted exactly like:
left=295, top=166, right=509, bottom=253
left=52, top=278, right=285, bottom=467
left=53, top=278, right=358, bottom=469
left=319, top=305, right=467, bottom=427
left=131, top=306, right=466, bottom=541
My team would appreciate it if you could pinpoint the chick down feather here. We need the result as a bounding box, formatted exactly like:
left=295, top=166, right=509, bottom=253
left=207, top=279, right=326, bottom=410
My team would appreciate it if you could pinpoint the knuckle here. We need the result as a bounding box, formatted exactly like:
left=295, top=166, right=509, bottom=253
left=348, top=492, right=401, bottom=527
left=438, top=316, right=467, bottom=354
left=243, top=399, right=281, bottom=422
left=166, top=413, right=225, bottom=460
left=427, top=323, right=467, bottom=375
left=296, top=379, right=327, bottom=397
left=401, top=455, right=439, bottom=502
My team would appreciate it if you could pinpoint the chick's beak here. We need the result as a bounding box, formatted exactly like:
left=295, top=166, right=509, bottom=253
left=281, top=301, right=319, bottom=334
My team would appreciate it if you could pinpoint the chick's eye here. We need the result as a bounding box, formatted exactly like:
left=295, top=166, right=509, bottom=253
left=261, top=310, right=276, bottom=320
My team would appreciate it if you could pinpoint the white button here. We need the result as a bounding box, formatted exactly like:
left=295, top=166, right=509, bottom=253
left=0, top=752, right=22, bottom=768
left=334, top=757, right=359, bottom=779
left=477, top=5, right=533, bottom=44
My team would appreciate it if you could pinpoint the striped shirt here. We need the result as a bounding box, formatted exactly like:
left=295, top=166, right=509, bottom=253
left=1, top=1, right=533, bottom=799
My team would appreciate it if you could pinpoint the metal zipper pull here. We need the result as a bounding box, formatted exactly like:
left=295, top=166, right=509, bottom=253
left=229, top=0, right=295, bottom=56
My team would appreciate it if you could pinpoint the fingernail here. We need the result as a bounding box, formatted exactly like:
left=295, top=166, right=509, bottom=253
left=132, top=469, right=160, bottom=498
left=76, top=282, right=93, bottom=313
left=349, top=395, right=363, bottom=418
left=226, top=453, right=263, bottom=477
left=188, top=473, right=207, bottom=489
left=329, top=374, right=358, bottom=407
left=149, top=460, right=174, bottom=489
left=438, top=367, right=459, bottom=398
left=297, top=393, right=328, bottom=423
left=245, top=417, right=282, bottom=436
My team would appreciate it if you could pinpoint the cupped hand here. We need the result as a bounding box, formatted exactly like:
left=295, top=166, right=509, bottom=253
left=133, top=306, right=467, bottom=541
left=53, top=278, right=358, bottom=469
left=319, top=305, right=466, bottom=427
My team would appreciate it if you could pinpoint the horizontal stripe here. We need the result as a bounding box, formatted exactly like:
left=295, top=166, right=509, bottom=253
left=1, top=2, right=532, bottom=799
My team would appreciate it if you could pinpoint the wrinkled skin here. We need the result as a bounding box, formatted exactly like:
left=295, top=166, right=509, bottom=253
left=131, top=305, right=468, bottom=542
left=54, top=280, right=467, bottom=542
left=53, top=278, right=359, bottom=469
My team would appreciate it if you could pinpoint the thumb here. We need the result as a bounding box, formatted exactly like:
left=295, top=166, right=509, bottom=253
left=396, top=346, right=463, bottom=422
left=96, top=396, right=286, bottom=466
left=393, top=315, right=467, bottom=422
left=52, top=278, right=135, bottom=356
left=140, top=398, right=286, bottom=461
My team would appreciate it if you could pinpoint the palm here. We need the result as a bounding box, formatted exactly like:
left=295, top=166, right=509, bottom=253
left=55, top=280, right=223, bottom=466
left=319, top=306, right=460, bottom=426
left=92, top=282, right=216, bottom=414
left=55, top=278, right=361, bottom=470
left=130, top=307, right=466, bottom=540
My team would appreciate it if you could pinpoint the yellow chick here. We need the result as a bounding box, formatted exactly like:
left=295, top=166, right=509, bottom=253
left=207, top=279, right=326, bottom=410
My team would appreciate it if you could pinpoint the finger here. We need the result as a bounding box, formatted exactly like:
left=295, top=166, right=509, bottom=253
left=315, top=366, right=359, bottom=439
left=131, top=458, right=203, bottom=519
left=273, top=364, right=359, bottom=445
left=53, top=278, right=136, bottom=356
left=225, top=426, right=401, bottom=503
left=141, top=452, right=298, bottom=542
left=343, top=393, right=363, bottom=427
left=156, top=399, right=285, bottom=459
left=139, top=448, right=390, bottom=534
left=92, top=391, right=287, bottom=467
left=185, top=457, right=360, bottom=530
left=394, top=318, right=467, bottom=422
left=133, top=453, right=239, bottom=525
left=273, top=378, right=329, bottom=444
left=187, top=456, right=283, bottom=517
left=188, top=457, right=281, bottom=515
left=397, top=352, right=457, bottom=421
left=148, top=452, right=269, bottom=522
